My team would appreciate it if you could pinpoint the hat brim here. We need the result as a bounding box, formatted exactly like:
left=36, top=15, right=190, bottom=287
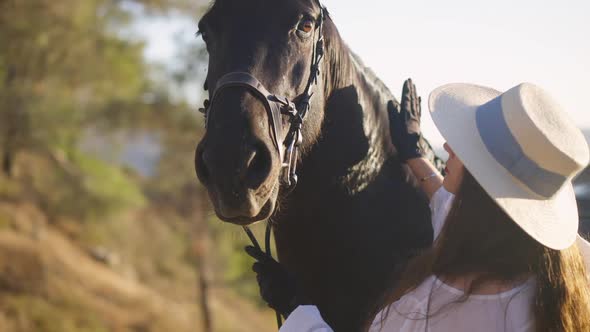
left=429, top=83, right=579, bottom=250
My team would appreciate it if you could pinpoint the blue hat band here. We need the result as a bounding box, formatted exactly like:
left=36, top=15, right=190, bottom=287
left=475, top=96, right=566, bottom=198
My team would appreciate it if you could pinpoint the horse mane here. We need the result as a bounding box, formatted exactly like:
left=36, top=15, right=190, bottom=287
left=322, top=15, right=397, bottom=107
left=323, top=15, right=444, bottom=176
left=348, top=52, right=396, bottom=102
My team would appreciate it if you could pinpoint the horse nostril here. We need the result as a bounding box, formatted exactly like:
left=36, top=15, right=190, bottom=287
left=195, top=145, right=210, bottom=186
left=244, top=141, right=272, bottom=189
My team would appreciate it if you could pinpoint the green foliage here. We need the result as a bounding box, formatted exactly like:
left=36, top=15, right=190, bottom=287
left=0, top=0, right=208, bottom=231
left=72, top=151, right=146, bottom=214
left=18, top=149, right=145, bottom=221
left=0, top=0, right=179, bottom=219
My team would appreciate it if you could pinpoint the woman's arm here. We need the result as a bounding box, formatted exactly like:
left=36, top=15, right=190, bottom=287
left=389, top=79, right=443, bottom=200
left=406, top=157, right=443, bottom=200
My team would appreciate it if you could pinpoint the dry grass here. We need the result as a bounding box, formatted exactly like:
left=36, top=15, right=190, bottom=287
left=0, top=201, right=275, bottom=332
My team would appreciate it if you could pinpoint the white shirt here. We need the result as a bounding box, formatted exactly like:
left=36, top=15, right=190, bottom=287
left=280, top=186, right=536, bottom=332
left=429, top=185, right=455, bottom=241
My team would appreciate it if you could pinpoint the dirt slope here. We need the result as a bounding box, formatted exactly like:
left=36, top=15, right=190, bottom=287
left=0, top=202, right=275, bottom=332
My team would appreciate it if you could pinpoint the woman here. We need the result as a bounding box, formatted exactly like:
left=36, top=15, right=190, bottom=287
left=247, top=80, right=590, bottom=331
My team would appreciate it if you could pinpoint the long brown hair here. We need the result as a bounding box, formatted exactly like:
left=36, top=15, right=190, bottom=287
left=367, top=169, right=590, bottom=331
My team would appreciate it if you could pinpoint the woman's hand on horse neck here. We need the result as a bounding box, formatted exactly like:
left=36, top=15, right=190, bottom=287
left=389, top=79, right=443, bottom=200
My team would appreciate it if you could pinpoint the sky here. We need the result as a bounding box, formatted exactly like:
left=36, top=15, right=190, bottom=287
left=139, top=0, right=590, bottom=148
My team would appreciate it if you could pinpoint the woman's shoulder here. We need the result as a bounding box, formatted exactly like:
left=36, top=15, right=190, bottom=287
left=386, top=275, right=439, bottom=312
left=433, top=275, right=536, bottom=300
left=371, top=276, right=536, bottom=331
left=392, top=275, right=536, bottom=305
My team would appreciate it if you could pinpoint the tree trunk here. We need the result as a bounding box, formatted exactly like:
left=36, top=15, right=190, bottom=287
left=2, top=149, right=12, bottom=177
left=191, top=189, right=212, bottom=332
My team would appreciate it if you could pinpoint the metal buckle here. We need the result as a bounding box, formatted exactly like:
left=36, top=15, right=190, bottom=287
left=282, top=127, right=302, bottom=192
left=269, top=95, right=297, bottom=116
left=199, top=99, right=211, bottom=128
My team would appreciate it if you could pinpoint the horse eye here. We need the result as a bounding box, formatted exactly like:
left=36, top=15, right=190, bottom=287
left=298, top=20, right=314, bottom=34
left=197, top=21, right=210, bottom=43
left=200, top=31, right=209, bottom=42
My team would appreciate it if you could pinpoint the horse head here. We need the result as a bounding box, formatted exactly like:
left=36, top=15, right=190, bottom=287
left=195, top=0, right=331, bottom=225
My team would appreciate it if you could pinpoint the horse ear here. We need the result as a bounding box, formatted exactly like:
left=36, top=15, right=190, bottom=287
left=321, top=7, right=330, bottom=19
left=315, top=0, right=329, bottom=20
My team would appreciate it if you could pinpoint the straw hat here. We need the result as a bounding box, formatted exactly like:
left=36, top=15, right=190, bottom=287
left=429, top=83, right=589, bottom=251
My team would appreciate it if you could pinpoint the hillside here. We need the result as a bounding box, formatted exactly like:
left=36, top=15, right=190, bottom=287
left=0, top=198, right=275, bottom=332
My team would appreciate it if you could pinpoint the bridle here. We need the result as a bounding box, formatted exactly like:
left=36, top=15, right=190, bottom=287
left=197, top=2, right=327, bottom=328
left=199, top=3, right=327, bottom=194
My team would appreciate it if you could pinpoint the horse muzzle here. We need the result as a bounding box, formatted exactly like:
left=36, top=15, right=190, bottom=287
left=194, top=91, right=282, bottom=224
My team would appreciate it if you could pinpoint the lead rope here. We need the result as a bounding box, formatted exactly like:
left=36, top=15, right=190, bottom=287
left=243, top=224, right=283, bottom=328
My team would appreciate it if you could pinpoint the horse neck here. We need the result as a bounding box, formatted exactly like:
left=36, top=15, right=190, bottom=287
left=305, top=29, right=395, bottom=195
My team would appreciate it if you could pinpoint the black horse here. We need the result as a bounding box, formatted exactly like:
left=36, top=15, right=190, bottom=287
left=195, top=1, right=441, bottom=330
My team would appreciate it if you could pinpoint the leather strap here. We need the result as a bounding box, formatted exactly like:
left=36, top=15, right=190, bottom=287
left=207, top=72, right=294, bottom=162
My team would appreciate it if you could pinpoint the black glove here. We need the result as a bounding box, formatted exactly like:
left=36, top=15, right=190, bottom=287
left=245, top=245, right=307, bottom=318
left=388, top=78, right=424, bottom=162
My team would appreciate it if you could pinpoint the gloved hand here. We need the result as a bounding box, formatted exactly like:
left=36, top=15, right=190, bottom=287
left=245, top=245, right=307, bottom=318
left=388, top=78, right=424, bottom=162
